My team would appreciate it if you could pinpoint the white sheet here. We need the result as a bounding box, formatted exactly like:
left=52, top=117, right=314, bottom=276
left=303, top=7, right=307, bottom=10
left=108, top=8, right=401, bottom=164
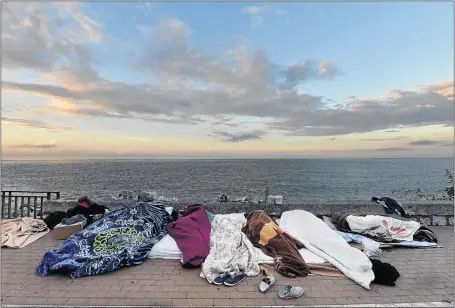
left=255, top=247, right=274, bottom=264
left=346, top=215, right=420, bottom=242
left=147, top=234, right=182, bottom=260
left=279, top=210, right=375, bottom=289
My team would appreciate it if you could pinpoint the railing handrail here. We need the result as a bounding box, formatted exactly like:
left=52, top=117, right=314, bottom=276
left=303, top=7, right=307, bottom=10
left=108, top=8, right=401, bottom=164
left=1, top=191, right=60, bottom=194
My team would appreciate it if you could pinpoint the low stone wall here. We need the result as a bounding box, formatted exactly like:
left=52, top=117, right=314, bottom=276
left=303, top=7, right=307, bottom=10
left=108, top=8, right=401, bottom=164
left=43, top=199, right=454, bottom=226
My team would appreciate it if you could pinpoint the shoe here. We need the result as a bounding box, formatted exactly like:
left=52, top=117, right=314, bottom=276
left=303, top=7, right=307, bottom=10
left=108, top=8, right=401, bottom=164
left=278, top=285, right=304, bottom=299
left=223, top=273, right=246, bottom=286
left=213, top=273, right=230, bottom=285
left=259, top=276, right=276, bottom=292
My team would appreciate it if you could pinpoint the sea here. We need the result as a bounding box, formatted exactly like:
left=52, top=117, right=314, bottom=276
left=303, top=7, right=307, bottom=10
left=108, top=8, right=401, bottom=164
left=1, top=158, right=453, bottom=204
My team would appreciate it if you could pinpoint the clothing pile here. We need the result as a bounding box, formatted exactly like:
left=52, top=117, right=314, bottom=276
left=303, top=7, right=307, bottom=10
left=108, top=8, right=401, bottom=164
left=44, top=196, right=110, bottom=230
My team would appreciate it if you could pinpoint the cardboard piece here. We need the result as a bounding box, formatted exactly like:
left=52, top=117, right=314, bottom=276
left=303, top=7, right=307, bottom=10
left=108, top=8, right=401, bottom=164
left=53, top=219, right=87, bottom=240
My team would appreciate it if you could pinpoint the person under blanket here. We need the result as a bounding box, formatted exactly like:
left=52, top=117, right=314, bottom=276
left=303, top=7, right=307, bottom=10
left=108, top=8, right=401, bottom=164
left=241, top=210, right=309, bottom=278
left=331, top=213, right=437, bottom=243
left=36, top=202, right=169, bottom=278
left=167, top=204, right=211, bottom=268
left=200, top=213, right=260, bottom=283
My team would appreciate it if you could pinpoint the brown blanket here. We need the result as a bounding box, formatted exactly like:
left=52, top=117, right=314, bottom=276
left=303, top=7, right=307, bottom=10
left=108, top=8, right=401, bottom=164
left=242, top=210, right=309, bottom=278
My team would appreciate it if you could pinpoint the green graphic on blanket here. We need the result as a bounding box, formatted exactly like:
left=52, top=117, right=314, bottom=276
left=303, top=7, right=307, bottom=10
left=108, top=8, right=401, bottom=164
left=93, top=227, right=145, bottom=256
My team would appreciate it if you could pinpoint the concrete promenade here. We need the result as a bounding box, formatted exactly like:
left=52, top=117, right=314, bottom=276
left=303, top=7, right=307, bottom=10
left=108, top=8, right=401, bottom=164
left=1, top=227, right=453, bottom=307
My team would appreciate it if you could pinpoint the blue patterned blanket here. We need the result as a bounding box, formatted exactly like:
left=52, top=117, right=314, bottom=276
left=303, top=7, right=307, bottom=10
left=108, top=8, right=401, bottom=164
left=36, top=202, right=169, bottom=278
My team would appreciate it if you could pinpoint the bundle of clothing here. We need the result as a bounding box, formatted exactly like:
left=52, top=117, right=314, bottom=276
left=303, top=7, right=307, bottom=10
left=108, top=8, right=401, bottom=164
left=36, top=201, right=169, bottom=278
left=44, top=196, right=110, bottom=230
left=331, top=213, right=438, bottom=243
left=2, top=217, right=49, bottom=248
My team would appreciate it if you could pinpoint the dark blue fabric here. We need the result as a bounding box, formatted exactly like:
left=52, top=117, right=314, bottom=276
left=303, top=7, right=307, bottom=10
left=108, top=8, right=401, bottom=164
left=36, top=202, right=169, bottom=278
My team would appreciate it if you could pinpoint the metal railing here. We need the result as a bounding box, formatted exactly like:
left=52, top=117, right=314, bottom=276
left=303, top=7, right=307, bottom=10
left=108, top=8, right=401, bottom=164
left=1, top=191, right=61, bottom=219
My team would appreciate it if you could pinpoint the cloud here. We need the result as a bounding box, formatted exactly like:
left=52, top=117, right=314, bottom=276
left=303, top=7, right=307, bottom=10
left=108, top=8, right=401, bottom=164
left=2, top=9, right=453, bottom=140
left=241, top=5, right=287, bottom=27
left=385, top=130, right=400, bottom=133
left=357, top=136, right=410, bottom=142
left=2, top=117, right=71, bottom=131
left=375, top=147, right=408, bottom=152
left=210, top=130, right=265, bottom=143
left=269, top=81, right=453, bottom=136
left=282, top=60, right=341, bottom=89
left=12, top=143, right=56, bottom=149
left=409, top=139, right=444, bottom=146
left=2, top=2, right=102, bottom=72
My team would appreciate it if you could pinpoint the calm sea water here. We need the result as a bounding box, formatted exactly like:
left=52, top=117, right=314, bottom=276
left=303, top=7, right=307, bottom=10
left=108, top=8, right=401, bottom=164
left=1, top=159, right=453, bottom=203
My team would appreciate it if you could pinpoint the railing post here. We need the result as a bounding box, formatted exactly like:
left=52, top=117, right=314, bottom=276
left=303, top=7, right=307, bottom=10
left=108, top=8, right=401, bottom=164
left=20, top=197, right=24, bottom=217
left=46, top=192, right=51, bottom=200
left=33, top=197, right=38, bottom=219
left=1, top=191, right=5, bottom=218
left=39, top=197, right=44, bottom=219
left=56, top=192, right=61, bottom=199
left=14, top=197, right=18, bottom=218
left=7, top=192, right=12, bottom=218
left=27, top=197, right=31, bottom=217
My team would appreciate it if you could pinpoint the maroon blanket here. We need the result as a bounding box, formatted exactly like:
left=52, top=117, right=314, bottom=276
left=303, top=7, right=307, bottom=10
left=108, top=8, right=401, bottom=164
left=167, top=204, right=211, bottom=268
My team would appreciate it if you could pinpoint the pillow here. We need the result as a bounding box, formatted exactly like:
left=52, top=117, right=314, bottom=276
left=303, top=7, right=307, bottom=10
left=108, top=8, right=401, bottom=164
left=147, top=234, right=182, bottom=259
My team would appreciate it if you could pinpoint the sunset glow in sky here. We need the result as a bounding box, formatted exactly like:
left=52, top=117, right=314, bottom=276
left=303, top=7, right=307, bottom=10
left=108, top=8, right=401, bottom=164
left=2, top=2, right=453, bottom=160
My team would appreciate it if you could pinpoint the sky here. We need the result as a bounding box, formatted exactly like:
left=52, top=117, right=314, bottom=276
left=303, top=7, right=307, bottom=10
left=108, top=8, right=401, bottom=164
left=2, top=1, right=454, bottom=160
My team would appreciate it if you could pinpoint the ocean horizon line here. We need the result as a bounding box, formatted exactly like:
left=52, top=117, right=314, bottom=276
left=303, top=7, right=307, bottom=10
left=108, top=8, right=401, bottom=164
left=2, top=156, right=452, bottom=162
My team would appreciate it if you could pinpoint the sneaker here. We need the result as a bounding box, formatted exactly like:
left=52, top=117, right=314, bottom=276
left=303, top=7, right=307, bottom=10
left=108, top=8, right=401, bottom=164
left=224, top=273, right=246, bottom=286
left=213, top=273, right=230, bottom=285
left=259, top=276, right=276, bottom=292
left=278, top=285, right=304, bottom=299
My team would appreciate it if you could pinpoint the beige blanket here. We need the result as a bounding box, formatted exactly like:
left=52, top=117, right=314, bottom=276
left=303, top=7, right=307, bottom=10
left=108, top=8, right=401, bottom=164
left=2, top=217, right=49, bottom=248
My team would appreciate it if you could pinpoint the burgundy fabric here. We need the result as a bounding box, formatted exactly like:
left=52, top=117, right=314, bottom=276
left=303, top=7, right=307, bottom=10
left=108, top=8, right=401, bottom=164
left=167, top=204, right=211, bottom=268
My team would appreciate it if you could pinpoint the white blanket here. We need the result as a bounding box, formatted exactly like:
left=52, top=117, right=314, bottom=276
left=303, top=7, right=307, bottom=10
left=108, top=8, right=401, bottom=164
left=200, top=213, right=260, bottom=283
left=346, top=215, right=420, bottom=242
left=279, top=210, right=374, bottom=289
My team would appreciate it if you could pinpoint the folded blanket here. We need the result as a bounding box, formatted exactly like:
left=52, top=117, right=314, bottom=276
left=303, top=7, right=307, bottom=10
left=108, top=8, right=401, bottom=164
left=201, top=214, right=260, bottom=283
left=241, top=210, right=309, bottom=278
left=36, top=202, right=169, bottom=278
left=279, top=210, right=374, bottom=289
left=2, top=217, right=49, bottom=248
left=167, top=204, right=211, bottom=268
